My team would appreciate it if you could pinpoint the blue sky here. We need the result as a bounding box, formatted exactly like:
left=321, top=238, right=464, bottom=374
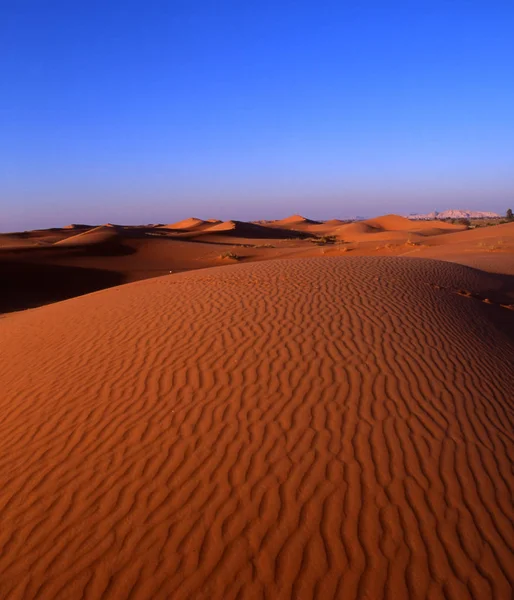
left=1, top=0, right=513, bottom=230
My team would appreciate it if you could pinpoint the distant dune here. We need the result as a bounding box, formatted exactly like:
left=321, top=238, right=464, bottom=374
left=275, top=214, right=320, bottom=225
left=363, top=214, right=464, bottom=233
left=323, top=218, right=347, bottom=226
left=364, top=214, right=415, bottom=230
left=335, top=221, right=380, bottom=237
left=1, top=257, right=513, bottom=598
left=275, top=215, right=316, bottom=225
left=1, top=214, right=513, bottom=313
left=333, top=215, right=466, bottom=242
left=197, top=219, right=313, bottom=239
left=159, top=217, right=219, bottom=230
left=54, top=225, right=120, bottom=246
left=0, top=235, right=44, bottom=248
left=62, top=223, right=94, bottom=230
left=167, top=217, right=205, bottom=228
left=415, top=221, right=514, bottom=274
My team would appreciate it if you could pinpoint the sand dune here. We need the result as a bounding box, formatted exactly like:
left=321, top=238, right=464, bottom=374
left=275, top=214, right=318, bottom=225
left=54, top=225, right=121, bottom=246
left=200, top=219, right=240, bottom=232
left=159, top=218, right=223, bottom=231
left=165, top=217, right=206, bottom=229
left=323, top=219, right=347, bottom=226
left=426, top=220, right=514, bottom=245
left=0, top=234, right=242, bottom=313
left=348, top=215, right=465, bottom=235
left=333, top=215, right=467, bottom=244
left=0, top=235, right=43, bottom=248
left=2, top=216, right=513, bottom=313
left=364, top=214, right=416, bottom=230
left=197, top=220, right=312, bottom=239
left=335, top=222, right=381, bottom=238
left=0, top=228, right=80, bottom=248
left=410, top=222, right=514, bottom=275
left=409, top=220, right=466, bottom=233
left=62, top=224, right=94, bottom=230
left=1, top=257, right=513, bottom=599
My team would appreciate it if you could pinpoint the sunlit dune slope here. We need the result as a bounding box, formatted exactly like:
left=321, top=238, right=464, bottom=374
left=0, top=235, right=43, bottom=248
left=335, top=215, right=465, bottom=240
left=426, top=220, right=514, bottom=245
left=335, top=221, right=381, bottom=237
left=197, top=220, right=312, bottom=239
left=364, top=214, right=416, bottom=230
left=163, top=217, right=206, bottom=229
left=413, top=221, right=514, bottom=275
left=1, top=256, right=513, bottom=599
left=53, top=225, right=120, bottom=246
left=62, top=224, right=94, bottom=230
left=275, top=214, right=318, bottom=225
left=159, top=218, right=223, bottom=231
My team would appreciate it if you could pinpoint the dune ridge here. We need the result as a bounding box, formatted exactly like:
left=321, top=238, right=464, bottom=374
left=165, top=217, right=206, bottom=229
left=54, top=225, right=120, bottom=246
left=335, top=216, right=465, bottom=240
left=196, top=220, right=312, bottom=239
left=0, top=256, right=513, bottom=599
left=275, top=214, right=315, bottom=224
left=2, top=215, right=513, bottom=313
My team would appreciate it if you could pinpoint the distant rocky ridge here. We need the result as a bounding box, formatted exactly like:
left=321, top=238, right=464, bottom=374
left=407, top=209, right=500, bottom=220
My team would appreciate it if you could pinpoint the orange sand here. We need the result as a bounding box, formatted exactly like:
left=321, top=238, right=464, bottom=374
left=2, top=216, right=514, bottom=313
left=0, top=255, right=513, bottom=599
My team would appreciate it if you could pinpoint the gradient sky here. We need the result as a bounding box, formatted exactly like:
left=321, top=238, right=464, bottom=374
left=2, top=0, right=514, bottom=231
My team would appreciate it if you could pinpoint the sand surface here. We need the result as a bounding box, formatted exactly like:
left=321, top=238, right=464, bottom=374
left=1, top=256, right=513, bottom=599
left=2, top=216, right=513, bottom=313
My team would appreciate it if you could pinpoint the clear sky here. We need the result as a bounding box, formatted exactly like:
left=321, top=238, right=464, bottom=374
left=2, top=1, right=514, bottom=231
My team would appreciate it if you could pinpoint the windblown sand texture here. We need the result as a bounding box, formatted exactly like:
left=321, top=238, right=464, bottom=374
left=1, top=256, right=513, bottom=599
left=1, top=216, right=514, bottom=313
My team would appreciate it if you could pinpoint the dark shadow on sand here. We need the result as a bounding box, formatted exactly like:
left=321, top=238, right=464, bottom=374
left=0, top=262, right=125, bottom=313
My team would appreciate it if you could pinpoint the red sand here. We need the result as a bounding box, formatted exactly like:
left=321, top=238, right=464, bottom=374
left=0, top=253, right=513, bottom=598
left=2, top=216, right=513, bottom=314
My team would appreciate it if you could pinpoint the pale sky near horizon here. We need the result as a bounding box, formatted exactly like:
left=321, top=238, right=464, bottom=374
left=1, top=1, right=514, bottom=231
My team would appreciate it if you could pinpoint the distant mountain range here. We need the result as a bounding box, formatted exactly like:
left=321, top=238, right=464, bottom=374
left=407, top=209, right=501, bottom=220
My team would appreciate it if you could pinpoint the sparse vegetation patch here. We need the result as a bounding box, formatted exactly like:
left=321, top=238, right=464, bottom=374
left=312, top=235, right=337, bottom=245
left=219, top=251, right=242, bottom=260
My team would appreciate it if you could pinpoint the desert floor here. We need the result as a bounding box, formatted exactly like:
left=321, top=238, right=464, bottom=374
left=1, top=216, right=513, bottom=598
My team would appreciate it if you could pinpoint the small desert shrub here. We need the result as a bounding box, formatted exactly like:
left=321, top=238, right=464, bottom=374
left=313, top=234, right=337, bottom=245
left=478, top=239, right=505, bottom=251
left=219, top=251, right=241, bottom=260
left=405, top=234, right=420, bottom=246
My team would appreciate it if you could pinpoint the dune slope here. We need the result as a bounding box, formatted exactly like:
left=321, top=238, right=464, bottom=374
left=0, top=257, right=513, bottom=599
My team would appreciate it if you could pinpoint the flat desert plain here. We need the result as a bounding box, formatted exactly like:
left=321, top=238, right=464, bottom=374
left=1, top=215, right=513, bottom=599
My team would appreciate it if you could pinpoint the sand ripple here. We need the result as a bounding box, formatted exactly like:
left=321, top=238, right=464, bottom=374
left=0, top=257, right=513, bottom=599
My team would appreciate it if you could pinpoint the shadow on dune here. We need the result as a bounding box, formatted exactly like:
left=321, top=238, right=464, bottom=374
left=192, top=221, right=315, bottom=240
left=418, top=259, right=514, bottom=345
left=2, top=236, right=137, bottom=258
left=479, top=279, right=514, bottom=344
left=0, top=262, right=125, bottom=313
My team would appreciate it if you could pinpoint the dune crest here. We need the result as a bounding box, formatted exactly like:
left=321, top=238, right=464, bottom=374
left=276, top=214, right=318, bottom=225
left=1, top=257, right=513, bottom=599
left=53, top=225, right=121, bottom=246
left=364, top=214, right=417, bottom=230
left=2, top=215, right=513, bottom=313
left=163, top=217, right=206, bottom=230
